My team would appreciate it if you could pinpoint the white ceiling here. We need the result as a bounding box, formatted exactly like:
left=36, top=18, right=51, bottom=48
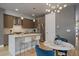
left=0, top=3, right=72, bottom=17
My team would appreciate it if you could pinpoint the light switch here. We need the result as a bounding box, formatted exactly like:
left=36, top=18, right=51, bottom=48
left=66, top=29, right=71, bottom=32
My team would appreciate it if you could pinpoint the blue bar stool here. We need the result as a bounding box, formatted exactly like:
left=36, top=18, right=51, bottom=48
left=35, top=45, right=55, bottom=56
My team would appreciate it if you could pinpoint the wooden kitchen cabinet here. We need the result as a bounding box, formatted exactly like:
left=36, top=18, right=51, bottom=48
left=22, top=18, right=34, bottom=28
left=4, top=14, right=14, bottom=28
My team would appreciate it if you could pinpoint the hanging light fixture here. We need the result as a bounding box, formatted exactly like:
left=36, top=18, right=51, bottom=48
left=21, top=17, right=24, bottom=20
left=45, top=3, right=68, bottom=13
left=63, top=4, right=67, bottom=8
left=33, top=19, right=35, bottom=22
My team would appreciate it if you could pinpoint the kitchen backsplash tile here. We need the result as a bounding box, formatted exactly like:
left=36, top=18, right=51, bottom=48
left=4, top=25, right=36, bottom=34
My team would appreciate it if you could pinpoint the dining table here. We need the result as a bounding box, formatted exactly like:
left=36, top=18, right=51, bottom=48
left=44, top=41, right=75, bottom=56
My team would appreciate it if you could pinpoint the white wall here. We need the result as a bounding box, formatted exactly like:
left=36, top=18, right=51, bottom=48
left=56, top=5, right=75, bottom=46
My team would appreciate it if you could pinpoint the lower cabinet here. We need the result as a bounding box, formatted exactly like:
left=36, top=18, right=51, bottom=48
left=9, top=34, right=40, bottom=56
left=15, top=37, right=39, bottom=55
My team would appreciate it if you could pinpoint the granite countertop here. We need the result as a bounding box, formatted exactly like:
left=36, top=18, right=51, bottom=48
left=9, top=33, right=41, bottom=37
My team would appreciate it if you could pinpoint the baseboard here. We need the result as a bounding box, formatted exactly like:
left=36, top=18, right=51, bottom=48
left=0, top=44, right=4, bottom=48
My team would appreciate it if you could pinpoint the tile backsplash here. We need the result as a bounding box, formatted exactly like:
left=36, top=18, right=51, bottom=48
left=4, top=25, right=35, bottom=34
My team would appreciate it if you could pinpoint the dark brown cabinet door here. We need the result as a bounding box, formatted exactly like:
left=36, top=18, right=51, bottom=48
left=22, top=18, right=34, bottom=28
left=4, top=14, right=14, bottom=28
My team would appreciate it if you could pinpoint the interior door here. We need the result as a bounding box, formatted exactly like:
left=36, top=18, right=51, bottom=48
left=45, top=13, right=55, bottom=43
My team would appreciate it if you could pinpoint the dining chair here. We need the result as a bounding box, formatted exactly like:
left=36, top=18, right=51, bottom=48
left=55, top=35, right=68, bottom=42
left=35, top=45, right=54, bottom=56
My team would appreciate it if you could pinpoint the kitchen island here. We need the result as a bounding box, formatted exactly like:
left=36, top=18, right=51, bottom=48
left=8, top=33, right=40, bottom=56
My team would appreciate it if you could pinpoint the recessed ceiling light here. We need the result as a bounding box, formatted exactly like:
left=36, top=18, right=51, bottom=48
left=15, top=9, right=19, bottom=11
left=46, top=3, right=49, bottom=5
left=48, top=4, right=51, bottom=7
left=63, top=4, right=67, bottom=8
left=59, top=7, right=63, bottom=10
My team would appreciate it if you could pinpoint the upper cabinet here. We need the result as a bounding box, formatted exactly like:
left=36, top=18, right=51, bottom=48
left=4, top=14, right=34, bottom=28
left=4, top=14, right=14, bottom=28
left=22, top=18, right=34, bottom=28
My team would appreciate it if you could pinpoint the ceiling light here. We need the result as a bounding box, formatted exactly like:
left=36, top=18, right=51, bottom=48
left=48, top=4, right=51, bottom=7
left=33, top=19, right=35, bottom=22
left=46, top=9, right=50, bottom=12
left=46, top=9, right=48, bottom=12
left=21, top=17, right=24, bottom=20
left=45, top=4, right=68, bottom=13
left=57, top=5, right=59, bottom=7
left=46, top=3, right=49, bottom=5
left=15, top=9, right=19, bottom=11
left=48, top=9, right=50, bottom=12
left=57, top=10, right=60, bottom=13
left=76, top=29, right=78, bottom=33
left=54, top=10, right=56, bottom=12
left=59, top=7, right=63, bottom=10
left=63, top=4, right=67, bottom=8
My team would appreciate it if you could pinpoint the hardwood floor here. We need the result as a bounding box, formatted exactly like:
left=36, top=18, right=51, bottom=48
left=0, top=42, right=79, bottom=56
left=0, top=46, right=9, bottom=56
left=17, top=42, right=79, bottom=56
